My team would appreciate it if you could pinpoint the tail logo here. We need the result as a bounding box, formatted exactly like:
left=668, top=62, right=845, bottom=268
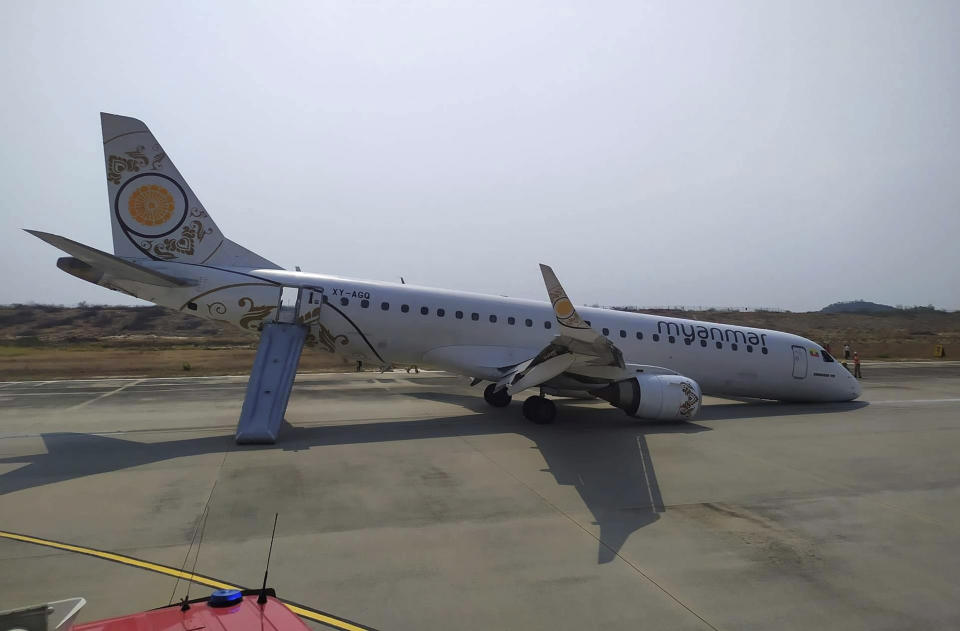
left=553, top=297, right=575, bottom=319
left=114, top=173, right=188, bottom=239
left=128, top=184, right=175, bottom=226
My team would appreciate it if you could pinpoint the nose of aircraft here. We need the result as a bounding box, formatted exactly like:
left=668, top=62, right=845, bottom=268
left=842, top=371, right=862, bottom=400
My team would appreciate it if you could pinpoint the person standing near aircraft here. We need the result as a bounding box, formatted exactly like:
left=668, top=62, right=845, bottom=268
left=844, top=343, right=851, bottom=360
left=853, top=352, right=862, bottom=378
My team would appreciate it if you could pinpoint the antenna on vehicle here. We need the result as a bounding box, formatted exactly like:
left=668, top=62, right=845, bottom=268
left=400, top=277, right=405, bottom=284
left=168, top=488, right=215, bottom=608
left=180, top=503, right=211, bottom=611
left=257, top=513, right=279, bottom=605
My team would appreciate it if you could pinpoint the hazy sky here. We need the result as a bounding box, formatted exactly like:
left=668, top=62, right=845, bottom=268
left=2, top=1, right=958, bottom=311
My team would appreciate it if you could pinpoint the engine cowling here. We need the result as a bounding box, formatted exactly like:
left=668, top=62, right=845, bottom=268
left=594, top=374, right=702, bottom=420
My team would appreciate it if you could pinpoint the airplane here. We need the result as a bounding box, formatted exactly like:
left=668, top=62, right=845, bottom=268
left=27, top=113, right=861, bottom=430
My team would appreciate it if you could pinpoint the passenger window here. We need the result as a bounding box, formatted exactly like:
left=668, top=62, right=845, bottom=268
left=762, top=347, right=768, bottom=354
left=652, top=334, right=660, bottom=342
left=471, top=312, right=479, bottom=321
left=401, top=304, right=409, bottom=313
left=508, top=316, right=516, bottom=325
left=822, top=350, right=835, bottom=363
left=420, top=306, right=429, bottom=315
left=716, top=342, right=722, bottom=349
left=602, top=327, right=609, bottom=336
left=701, top=340, right=707, bottom=347
left=525, top=318, right=533, bottom=327
left=684, top=339, right=692, bottom=345
left=489, top=315, right=497, bottom=323
left=437, top=308, right=445, bottom=317
left=544, top=321, right=552, bottom=329
left=619, top=330, right=626, bottom=338
left=381, top=302, right=389, bottom=311
left=361, top=299, right=369, bottom=308
left=668, top=336, right=675, bottom=343
left=636, top=332, right=643, bottom=340
left=340, top=297, right=349, bottom=306
left=731, top=343, right=738, bottom=351
left=456, top=310, right=463, bottom=319
left=746, top=345, right=753, bottom=352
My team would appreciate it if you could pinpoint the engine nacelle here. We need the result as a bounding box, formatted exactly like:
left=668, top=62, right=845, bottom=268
left=594, top=374, right=702, bottom=420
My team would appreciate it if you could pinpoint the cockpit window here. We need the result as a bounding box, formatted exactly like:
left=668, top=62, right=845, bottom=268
left=822, top=350, right=835, bottom=363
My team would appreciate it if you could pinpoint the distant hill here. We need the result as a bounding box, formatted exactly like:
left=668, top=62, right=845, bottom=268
left=820, top=300, right=899, bottom=314
left=0, top=303, right=253, bottom=346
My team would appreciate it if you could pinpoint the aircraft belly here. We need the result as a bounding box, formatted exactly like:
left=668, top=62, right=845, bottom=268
left=422, top=345, right=541, bottom=380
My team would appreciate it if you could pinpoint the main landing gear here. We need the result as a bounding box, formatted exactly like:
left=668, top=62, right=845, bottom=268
left=522, top=395, right=556, bottom=424
left=482, top=383, right=556, bottom=424
left=483, top=383, right=512, bottom=407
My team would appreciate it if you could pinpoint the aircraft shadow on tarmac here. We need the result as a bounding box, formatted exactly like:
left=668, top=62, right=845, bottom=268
left=0, top=392, right=867, bottom=564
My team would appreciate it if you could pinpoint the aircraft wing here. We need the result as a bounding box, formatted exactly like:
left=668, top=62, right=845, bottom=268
left=496, top=265, right=625, bottom=395
left=26, top=230, right=194, bottom=288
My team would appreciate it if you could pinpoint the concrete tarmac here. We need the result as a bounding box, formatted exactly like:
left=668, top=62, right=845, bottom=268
left=1, top=363, right=960, bottom=630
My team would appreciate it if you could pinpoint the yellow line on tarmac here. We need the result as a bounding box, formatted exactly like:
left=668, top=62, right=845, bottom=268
left=0, top=530, right=374, bottom=631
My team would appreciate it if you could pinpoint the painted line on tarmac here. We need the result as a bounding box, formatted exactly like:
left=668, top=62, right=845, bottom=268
left=862, top=361, right=960, bottom=366
left=870, top=398, right=960, bottom=405
left=0, top=530, right=377, bottom=631
left=68, top=379, right=144, bottom=410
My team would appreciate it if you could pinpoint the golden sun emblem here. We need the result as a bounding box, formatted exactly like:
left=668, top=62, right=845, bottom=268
left=128, top=184, right=175, bottom=226
left=554, top=297, right=575, bottom=319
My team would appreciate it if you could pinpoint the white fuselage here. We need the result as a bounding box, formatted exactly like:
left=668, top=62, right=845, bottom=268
left=123, top=263, right=861, bottom=403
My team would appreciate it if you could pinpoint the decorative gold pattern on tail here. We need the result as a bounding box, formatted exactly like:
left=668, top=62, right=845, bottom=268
left=107, top=146, right=166, bottom=184
left=151, top=220, right=213, bottom=259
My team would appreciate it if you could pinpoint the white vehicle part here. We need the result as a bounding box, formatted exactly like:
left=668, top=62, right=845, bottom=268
left=594, top=374, right=702, bottom=420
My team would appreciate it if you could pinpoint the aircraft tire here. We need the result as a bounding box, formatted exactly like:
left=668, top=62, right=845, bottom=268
left=523, top=395, right=556, bottom=424
left=484, top=383, right=512, bottom=407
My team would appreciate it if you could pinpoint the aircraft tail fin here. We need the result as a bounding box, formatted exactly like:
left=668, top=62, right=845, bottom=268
left=100, top=113, right=280, bottom=269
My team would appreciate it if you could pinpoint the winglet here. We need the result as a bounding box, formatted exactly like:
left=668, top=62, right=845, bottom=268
left=539, top=264, right=590, bottom=331
left=538, top=264, right=625, bottom=368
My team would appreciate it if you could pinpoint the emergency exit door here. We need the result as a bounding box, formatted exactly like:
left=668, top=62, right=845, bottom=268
left=791, top=345, right=808, bottom=379
left=275, top=286, right=302, bottom=324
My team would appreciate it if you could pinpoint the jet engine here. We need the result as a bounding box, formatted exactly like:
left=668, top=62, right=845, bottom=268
left=593, top=374, right=702, bottom=420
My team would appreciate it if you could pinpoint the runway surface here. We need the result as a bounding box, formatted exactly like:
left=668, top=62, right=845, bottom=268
left=2, top=363, right=960, bottom=630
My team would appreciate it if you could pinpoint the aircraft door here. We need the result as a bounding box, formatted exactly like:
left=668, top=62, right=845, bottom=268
left=791, top=345, right=808, bottom=379
left=275, top=286, right=302, bottom=323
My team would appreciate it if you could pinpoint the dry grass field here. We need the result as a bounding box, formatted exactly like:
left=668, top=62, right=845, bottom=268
left=1, top=303, right=956, bottom=380
left=0, top=345, right=352, bottom=380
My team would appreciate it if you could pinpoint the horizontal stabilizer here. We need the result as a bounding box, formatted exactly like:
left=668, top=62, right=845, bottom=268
left=25, top=229, right=193, bottom=288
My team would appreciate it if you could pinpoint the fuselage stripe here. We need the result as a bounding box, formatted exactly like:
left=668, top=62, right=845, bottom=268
left=324, top=302, right=386, bottom=364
